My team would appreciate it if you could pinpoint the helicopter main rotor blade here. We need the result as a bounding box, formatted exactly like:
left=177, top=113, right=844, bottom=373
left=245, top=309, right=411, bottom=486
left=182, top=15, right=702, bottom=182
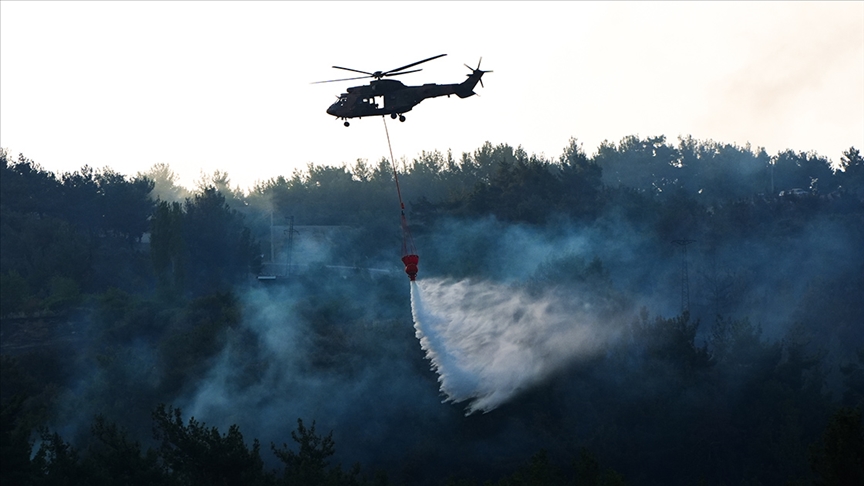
left=314, top=54, right=446, bottom=84
left=384, top=68, right=423, bottom=77
left=311, top=74, right=373, bottom=84
left=384, top=54, right=447, bottom=76
left=332, top=66, right=374, bottom=76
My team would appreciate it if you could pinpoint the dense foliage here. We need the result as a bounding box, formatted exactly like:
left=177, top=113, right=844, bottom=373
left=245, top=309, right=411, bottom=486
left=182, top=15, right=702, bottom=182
left=2, top=137, right=863, bottom=485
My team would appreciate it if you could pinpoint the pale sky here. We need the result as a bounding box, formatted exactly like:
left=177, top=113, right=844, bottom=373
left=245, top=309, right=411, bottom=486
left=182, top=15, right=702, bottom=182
left=2, top=1, right=862, bottom=191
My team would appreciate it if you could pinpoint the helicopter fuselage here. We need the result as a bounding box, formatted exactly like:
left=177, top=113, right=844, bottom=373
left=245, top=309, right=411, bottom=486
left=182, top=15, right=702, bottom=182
left=326, top=72, right=483, bottom=122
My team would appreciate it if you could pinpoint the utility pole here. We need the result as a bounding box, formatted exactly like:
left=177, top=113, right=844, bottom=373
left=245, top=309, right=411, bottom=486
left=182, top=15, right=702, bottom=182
left=672, top=239, right=697, bottom=314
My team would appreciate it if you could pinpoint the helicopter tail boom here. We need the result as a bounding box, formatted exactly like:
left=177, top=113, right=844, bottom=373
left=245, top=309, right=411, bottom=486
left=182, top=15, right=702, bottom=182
left=455, top=58, right=491, bottom=98
left=455, top=73, right=482, bottom=98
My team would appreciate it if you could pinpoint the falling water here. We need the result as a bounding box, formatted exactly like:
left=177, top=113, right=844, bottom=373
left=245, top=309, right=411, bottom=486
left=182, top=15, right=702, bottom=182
left=410, top=278, right=611, bottom=414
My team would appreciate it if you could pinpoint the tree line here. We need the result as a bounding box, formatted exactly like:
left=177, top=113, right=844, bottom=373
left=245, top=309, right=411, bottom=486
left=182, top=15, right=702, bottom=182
left=1, top=136, right=863, bottom=485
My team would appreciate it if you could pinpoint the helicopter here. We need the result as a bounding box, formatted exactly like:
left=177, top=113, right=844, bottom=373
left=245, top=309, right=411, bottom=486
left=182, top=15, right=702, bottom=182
left=313, top=54, right=491, bottom=126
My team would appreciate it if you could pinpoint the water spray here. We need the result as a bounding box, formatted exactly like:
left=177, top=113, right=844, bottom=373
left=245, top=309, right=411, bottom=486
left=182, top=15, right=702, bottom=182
left=411, top=278, right=611, bottom=414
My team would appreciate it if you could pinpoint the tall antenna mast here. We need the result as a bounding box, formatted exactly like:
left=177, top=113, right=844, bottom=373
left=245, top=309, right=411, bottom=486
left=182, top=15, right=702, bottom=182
left=672, top=239, right=697, bottom=314
left=270, top=211, right=275, bottom=264
left=285, top=215, right=296, bottom=276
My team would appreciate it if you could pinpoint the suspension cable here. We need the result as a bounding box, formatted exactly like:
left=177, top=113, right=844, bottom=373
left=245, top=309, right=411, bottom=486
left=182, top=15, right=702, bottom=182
left=383, top=116, right=405, bottom=211
left=382, top=116, right=416, bottom=256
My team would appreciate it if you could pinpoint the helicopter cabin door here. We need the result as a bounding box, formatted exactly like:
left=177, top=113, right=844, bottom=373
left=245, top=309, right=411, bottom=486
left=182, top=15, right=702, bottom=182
left=360, top=96, right=382, bottom=113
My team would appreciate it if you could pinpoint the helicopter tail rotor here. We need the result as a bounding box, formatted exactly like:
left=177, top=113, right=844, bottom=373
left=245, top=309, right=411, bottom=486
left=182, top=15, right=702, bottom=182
left=454, top=57, right=491, bottom=97
left=465, top=57, right=492, bottom=88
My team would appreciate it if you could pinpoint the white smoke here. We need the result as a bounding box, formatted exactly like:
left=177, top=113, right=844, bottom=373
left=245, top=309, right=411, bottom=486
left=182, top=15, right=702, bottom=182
left=411, top=278, right=614, bottom=414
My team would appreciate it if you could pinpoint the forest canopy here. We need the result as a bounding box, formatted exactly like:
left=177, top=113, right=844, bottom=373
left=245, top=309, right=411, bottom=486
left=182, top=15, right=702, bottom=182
left=1, top=136, right=863, bottom=485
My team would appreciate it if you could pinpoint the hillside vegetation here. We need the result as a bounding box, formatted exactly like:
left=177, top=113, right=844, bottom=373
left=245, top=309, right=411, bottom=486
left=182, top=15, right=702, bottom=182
left=2, top=137, right=863, bottom=485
